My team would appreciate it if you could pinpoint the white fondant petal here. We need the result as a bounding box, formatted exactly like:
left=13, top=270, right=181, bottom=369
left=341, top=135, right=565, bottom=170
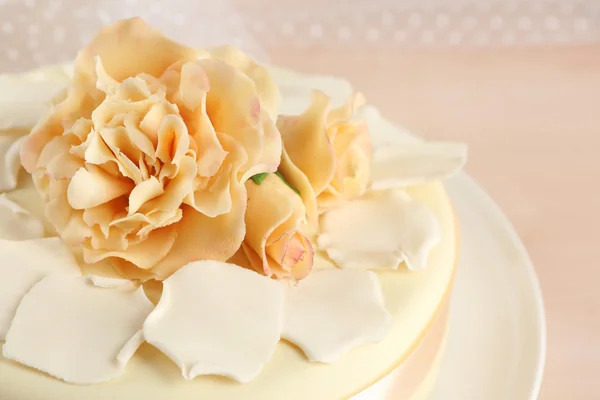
left=358, top=106, right=421, bottom=150
left=282, top=269, right=391, bottom=363
left=87, top=275, right=136, bottom=289
left=271, top=67, right=353, bottom=115
left=0, top=76, right=67, bottom=129
left=317, top=190, right=441, bottom=271
left=0, top=237, right=81, bottom=340
left=0, top=193, right=45, bottom=240
left=2, top=275, right=154, bottom=384
left=369, top=142, right=467, bottom=190
left=143, top=261, right=284, bottom=383
left=0, top=135, right=25, bottom=192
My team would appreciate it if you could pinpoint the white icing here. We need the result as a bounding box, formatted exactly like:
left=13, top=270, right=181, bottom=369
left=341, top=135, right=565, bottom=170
left=2, top=275, right=153, bottom=384
left=0, top=193, right=45, bottom=240
left=0, top=135, right=25, bottom=192
left=318, top=190, right=441, bottom=271
left=282, top=269, right=391, bottom=363
left=143, top=260, right=285, bottom=383
left=370, top=141, right=468, bottom=190
left=0, top=237, right=81, bottom=340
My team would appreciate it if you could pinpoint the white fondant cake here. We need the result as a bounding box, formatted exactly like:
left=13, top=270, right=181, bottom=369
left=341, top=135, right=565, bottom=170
left=0, top=18, right=466, bottom=400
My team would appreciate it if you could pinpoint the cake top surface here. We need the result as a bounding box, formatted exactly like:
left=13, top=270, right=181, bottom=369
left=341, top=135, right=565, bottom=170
left=0, top=17, right=466, bottom=397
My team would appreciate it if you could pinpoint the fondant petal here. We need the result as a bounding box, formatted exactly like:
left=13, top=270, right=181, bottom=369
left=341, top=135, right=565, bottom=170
left=370, top=142, right=468, bottom=190
left=282, top=269, right=391, bottom=363
left=0, top=194, right=45, bottom=240
left=2, top=275, right=153, bottom=384
left=143, top=261, right=284, bottom=383
left=317, top=189, right=441, bottom=271
left=0, top=238, right=81, bottom=340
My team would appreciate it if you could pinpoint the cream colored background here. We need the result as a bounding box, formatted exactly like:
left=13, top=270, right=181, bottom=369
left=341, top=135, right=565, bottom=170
left=1, top=1, right=599, bottom=398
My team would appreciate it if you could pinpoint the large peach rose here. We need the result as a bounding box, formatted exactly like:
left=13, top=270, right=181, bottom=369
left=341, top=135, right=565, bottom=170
left=20, top=18, right=282, bottom=280
left=277, top=91, right=371, bottom=224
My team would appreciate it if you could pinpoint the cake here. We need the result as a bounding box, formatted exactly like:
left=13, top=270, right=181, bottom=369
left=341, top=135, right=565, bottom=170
left=0, top=18, right=466, bottom=399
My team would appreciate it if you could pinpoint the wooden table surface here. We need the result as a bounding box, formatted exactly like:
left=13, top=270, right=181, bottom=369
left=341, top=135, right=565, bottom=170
left=268, top=44, right=600, bottom=399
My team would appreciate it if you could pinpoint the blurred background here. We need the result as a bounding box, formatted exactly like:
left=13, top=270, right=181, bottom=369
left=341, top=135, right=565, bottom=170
left=1, top=0, right=598, bottom=398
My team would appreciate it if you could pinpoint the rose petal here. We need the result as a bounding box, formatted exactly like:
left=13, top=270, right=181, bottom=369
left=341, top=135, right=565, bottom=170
left=170, top=71, right=227, bottom=178
left=20, top=80, right=96, bottom=173
left=243, top=174, right=308, bottom=278
left=210, top=45, right=281, bottom=118
left=73, top=17, right=197, bottom=84
left=156, top=114, right=190, bottom=165
left=326, top=92, right=365, bottom=126
left=71, top=130, right=111, bottom=165
left=67, top=166, right=134, bottom=210
left=37, top=134, right=85, bottom=180
left=83, top=224, right=178, bottom=271
left=139, top=101, right=179, bottom=147
left=82, top=197, right=128, bottom=238
left=150, top=183, right=246, bottom=280
left=43, top=178, right=93, bottom=245
left=98, top=126, right=142, bottom=166
left=183, top=168, right=232, bottom=218
left=278, top=148, right=318, bottom=227
left=2, top=275, right=154, bottom=384
left=123, top=117, right=156, bottom=160
left=265, top=231, right=313, bottom=280
left=110, top=209, right=182, bottom=237
left=178, top=61, right=210, bottom=110
left=277, top=91, right=336, bottom=195
left=37, top=134, right=80, bottom=168
left=94, top=56, right=120, bottom=95
left=318, top=143, right=371, bottom=210
left=128, top=176, right=164, bottom=215
left=139, top=156, right=197, bottom=214
left=240, top=114, right=282, bottom=182
left=89, top=226, right=128, bottom=251
left=200, top=58, right=278, bottom=178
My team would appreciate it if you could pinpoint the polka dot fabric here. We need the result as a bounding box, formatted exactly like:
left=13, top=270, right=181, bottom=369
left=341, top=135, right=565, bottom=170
left=0, top=0, right=266, bottom=72
left=0, top=0, right=599, bottom=72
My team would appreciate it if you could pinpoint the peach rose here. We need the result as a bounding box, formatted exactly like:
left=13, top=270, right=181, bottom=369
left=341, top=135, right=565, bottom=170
left=20, top=18, right=282, bottom=280
left=277, top=91, right=371, bottom=224
left=232, top=173, right=313, bottom=280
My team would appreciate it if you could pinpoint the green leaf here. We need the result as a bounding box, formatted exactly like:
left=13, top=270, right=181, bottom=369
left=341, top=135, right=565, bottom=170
left=250, top=172, right=269, bottom=185
left=275, top=171, right=301, bottom=196
left=250, top=171, right=301, bottom=196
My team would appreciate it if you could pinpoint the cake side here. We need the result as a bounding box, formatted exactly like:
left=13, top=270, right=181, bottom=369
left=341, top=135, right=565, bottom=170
left=0, top=181, right=456, bottom=400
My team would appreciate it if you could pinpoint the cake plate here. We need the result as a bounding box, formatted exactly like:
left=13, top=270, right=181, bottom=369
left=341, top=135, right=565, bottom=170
left=429, top=173, right=546, bottom=400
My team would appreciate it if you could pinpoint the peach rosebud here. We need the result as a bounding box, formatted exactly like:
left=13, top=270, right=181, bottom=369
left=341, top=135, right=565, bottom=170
left=19, top=18, right=282, bottom=280
left=277, top=91, right=371, bottom=223
left=233, top=173, right=313, bottom=281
